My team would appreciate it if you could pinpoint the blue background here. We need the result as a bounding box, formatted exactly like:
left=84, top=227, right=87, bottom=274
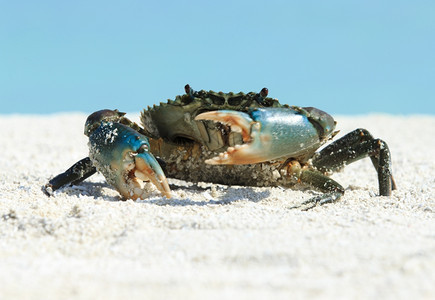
left=1, top=0, right=434, bottom=115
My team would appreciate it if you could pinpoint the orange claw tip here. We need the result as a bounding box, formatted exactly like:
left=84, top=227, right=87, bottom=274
left=204, top=143, right=271, bottom=165
left=134, top=151, right=172, bottom=199
left=195, top=110, right=251, bottom=125
left=205, top=157, right=232, bottom=165
left=159, top=177, right=172, bottom=198
left=195, top=110, right=254, bottom=142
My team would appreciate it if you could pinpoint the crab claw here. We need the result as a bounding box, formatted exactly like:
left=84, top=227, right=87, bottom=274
left=88, top=121, right=171, bottom=199
left=131, top=150, right=171, bottom=199
left=195, top=108, right=324, bottom=165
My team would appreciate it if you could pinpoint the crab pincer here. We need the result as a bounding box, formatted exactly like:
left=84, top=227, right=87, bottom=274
left=85, top=110, right=171, bottom=199
left=195, top=107, right=327, bottom=165
left=45, top=86, right=395, bottom=209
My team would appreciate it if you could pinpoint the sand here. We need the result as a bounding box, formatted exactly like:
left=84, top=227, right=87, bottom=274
left=0, top=113, right=434, bottom=299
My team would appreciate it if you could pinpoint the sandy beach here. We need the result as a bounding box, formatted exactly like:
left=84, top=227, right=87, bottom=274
left=0, top=113, right=434, bottom=299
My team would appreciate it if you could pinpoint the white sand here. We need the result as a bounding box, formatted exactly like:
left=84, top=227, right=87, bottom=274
left=0, top=113, right=434, bottom=299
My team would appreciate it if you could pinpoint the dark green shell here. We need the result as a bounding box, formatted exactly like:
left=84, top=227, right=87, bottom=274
left=139, top=87, right=303, bottom=188
left=141, top=88, right=286, bottom=151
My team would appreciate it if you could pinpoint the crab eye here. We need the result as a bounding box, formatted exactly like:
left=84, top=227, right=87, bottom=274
left=137, top=144, right=149, bottom=153
left=260, top=87, right=268, bottom=98
left=254, top=87, right=269, bottom=105
left=185, top=84, right=191, bottom=94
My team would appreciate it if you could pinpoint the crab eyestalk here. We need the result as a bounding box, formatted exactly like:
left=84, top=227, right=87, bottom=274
left=255, top=87, right=269, bottom=105
left=184, top=84, right=196, bottom=98
left=87, top=110, right=171, bottom=199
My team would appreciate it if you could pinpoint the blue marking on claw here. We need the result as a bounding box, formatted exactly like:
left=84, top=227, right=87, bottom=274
left=195, top=107, right=332, bottom=165
left=88, top=121, right=171, bottom=199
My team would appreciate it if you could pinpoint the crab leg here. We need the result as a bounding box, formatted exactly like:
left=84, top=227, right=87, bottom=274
left=43, top=157, right=96, bottom=196
left=291, top=168, right=345, bottom=210
left=311, top=128, right=396, bottom=196
left=195, top=108, right=322, bottom=165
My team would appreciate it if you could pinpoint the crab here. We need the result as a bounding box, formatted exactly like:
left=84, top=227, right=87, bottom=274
left=44, top=85, right=396, bottom=209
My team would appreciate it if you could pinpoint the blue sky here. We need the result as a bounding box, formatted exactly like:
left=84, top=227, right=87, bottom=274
left=1, top=0, right=434, bottom=115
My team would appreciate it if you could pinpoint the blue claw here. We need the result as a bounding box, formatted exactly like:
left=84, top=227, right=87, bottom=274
left=88, top=120, right=171, bottom=199
left=195, top=107, right=333, bottom=165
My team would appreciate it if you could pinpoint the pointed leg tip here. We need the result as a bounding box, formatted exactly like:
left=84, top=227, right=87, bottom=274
left=43, top=184, right=54, bottom=196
